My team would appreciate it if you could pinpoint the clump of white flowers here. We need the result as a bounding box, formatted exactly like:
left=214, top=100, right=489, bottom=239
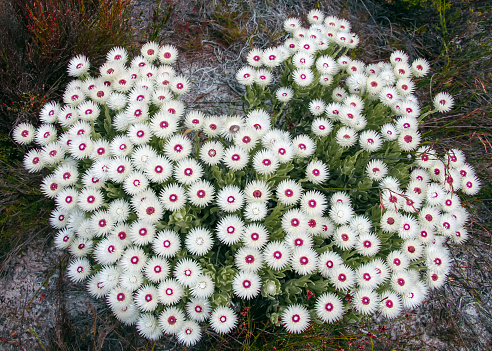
left=13, top=9, right=481, bottom=345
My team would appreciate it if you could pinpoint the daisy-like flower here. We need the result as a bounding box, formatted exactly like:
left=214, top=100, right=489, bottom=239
left=242, top=223, right=269, bottom=249
left=107, top=157, right=133, bottom=184
left=262, top=47, right=282, bottom=67
left=247, top=48, right=263, bottom=67
left=264, top=241, right=291, bottom=270
left=35, top=124, right=58, bottom=146
left=69, top=237, right=93, bottom=257
left=261, top=128, right=290, bottom=148
left=311, top=118, right=333, bottom=137
left=177, top=320, right=202, bottom=347
left=315, top=292, right=343, bottom=323
left=270, top=141, right=294, bottom=163
left=66, top=257, right=91, bottom=282
left=300, top=190, right=327, bottom=217
left=107, top=199, right=130, bottom=223
left=136, top=313, right=162, bottom=341
left=276, top=87, right=294, bottom=103
left=110, top=135, right=133, bottom=157
left=63, top=87, right=85, bottom=106
left=222, top=146, right=249, bottom=170
left=304, top=160, right=329, bottom=185
left=353, top=289, right=379, bottom=315
left=190, top=274, right=215, bottom=298
left=144, top=256, right=170, bottom=283
left=359, top=130, right=382, bottom=152
left=144, top=156, right=173, bottom=183
left=187, top=180, right=215, bottom=207
left=210, top=306, right=237, bottom=335
left=87, top=271, right=113, bottom=298
left=379, top=291, right=402, bottom=319
left=252, top=149, right=279, bottom=175
left=398, top=215, right=419, bottom=239
left=386, top=250, right=410, bottom=272
left=185, top=227, right=214, bottom=255
left=164, top=134, right=192, bottom=161
left=282, top=304, right=310, bottom=334
left=292, top=52, right=314, bottom=69
left=244, top=202, right=268, bottom=221
left=216, top=185, right=244, bottom=213
left=401, top=239, right=424, bottom=261
left=153, top=230, right=181, bottom=258
left=333, top=225, right=358, bottom=250
left=290, top=247, right=318, bottom=275
left=316, top=55, right=338, bottom=75
left=398, top=130, right=421, bottom=151
left=119, top=246, right=147, bottom=274
left=202, top=114, right=224, bottom=137
left=246, top=109, right=271, bottom=136
left=355, top=233, right=381, bottom=256
left=112, top=303, right=140, bottom=326
left=411, top=58, right=430, bottom=77
left=13, top=122, right=36, bottom=145
left=329, top=264, right=355, bottom=291
left=243, top=180, right=271, bottom=204
left=284, top=17, right=301, bottom=33
left=318, top=250, right=343, bottom=278
left=365, top=159, right=387, bottom=181
left=281, top=209, right=308, bottom=235
left=158, top=44, right=178, bottom=65
left=461, top=175, right=481, bottom=195
left=236, top=66, right=256, bottom=85
left=216, top=215, right=244, bottom=245
left=285, top=231, right=313, bottom=249
left=135, top=285, right=160, bottom=312
left=122, top=171, right=149, bottom=195
left=127, top=122, right=152, bottom=145
left=426, top=246, right=451, bottom=274
left=336, top=126, right=358, bottom=147
left=355, top=264, right=380, bottom=289
left=319, top=74, right=334, bottom=86
left=107, top=286, right=133, bottom=310
left=380, top=210, right=401, bottom=233
left=94, top=236, right=124, bottom=265
left=235, top=246, right=264, bottom=272
left=255, top=69, right=272, bottom=86
left=199, top=141, right=224, bottom=166
left=129, top=221, right=156, bottom=246
left=55, top=187, right=79, bottom=211
left=390, top=270, right=414, bottom=294
left=23, top=149, right=45, bottom=173
left=232, top=271, right=261, bottom=299
left=54, top=228, right=75, bottom=249
left=380, top=123, right=399, bottom=141
left=307, top=8, right=324, bottom=23
left=157, top=278, right=184, bottom=305
left=67, top=55, right=90, bottom=77
left=393, top=63, right=411, bottom=79
left=131, top=145, right=158, bottom=171
left=395, top=116, right=419, bottom=133
left=174, top=158, right=203, bottom=185
left=186, top=298, right=211, bottom=322
left=159, top=183, right=187, bottom=212
left=174, top=258, right=202, bottom=287
left=292, top=68, right=314, bottom=87
left=433, top=92, right=454, bottom=113
left=159, top=306, right=186, bottom=337
left=329, top=202, right=355, bottom=225
left=50, top=207, right=71, bottom=229
left=292, top=135, right=315, bottom=158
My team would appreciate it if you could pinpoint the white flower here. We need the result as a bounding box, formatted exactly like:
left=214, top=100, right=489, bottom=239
left=244, top=202, right=268, bottom=221
left=216, top=215, right=244, bottom=245
left=67, top=257, right=91, bottom=282
left=336, top=126, right=357, bottom=147
left=398, top=130, right=421, bottom=151
left=247, top=48, right=263, bottom=67
left=353, top=289, right=378, bottom=315
left=55, top=187, right=79, bottom=211
left=263, top=241, right=291, bottom=270
left=107, top=286, right=133, bottom=310
left=135, top=285, right=160, bottom=312
left=236, top=66, right=256, bottom=85
left=186, top=298, right=211, bottom=322
left=173, top=158, right=203, bottom=185
left=292, top=135, right=315, bottom=158
left=359, top=130, right=382, bottom=152
left=355, top=264, right=380, bottom=289
left=386, top=250, right=410, bottom=271
left=255, top=69, right=272, bottom=86
left=216, top=185, right=244, bottom=212
left=67, top=55, right=90, bottom=77
left=190, top=274, right=215, bottom=298
left=276, top=87, right=294, bottom=102
left=158, top=306, right=185, bottom=335
left=94, top=237, right=124, bottom=265
left=329, top=202, right=355, bottom=225
left=276, top=180, right=303, bottom=205
left=282, top=304, right=310, bottom=334
left=355, top=233, right=381, bottom=256
left=390, top=271, right=414, bottom=294
left=292, top=51, right=314, bottom=69
left=262, top=47, right=282, bottom=67
left=222, top=146, right=249, bottom=170
left=159, top=44, right=178, bottom=64
left=242, top=223, right=269, bottom=249
left=333, top=225, right=358, bottom=250
left=461, top=175, right=481, bottom=195
left=318, top=251, right=343, bottom=278
left=315, top=292, right=344, bottom=323
left=159, top=183, right=187, bottom=211
left=291, top=247, right=318, bottom=275
left=177, top=320, right=202, bottom=346
left=233, top=271, right=261, bottom=299
left=292, top=68, right=314, bottom=87
left=164, top=135, right=192, bottom=161
left=246, top=109, right=271, bottom=136
left=235, top=246, right=264, bottom=272
left=300, top=190, right=327, bottom=217
left=153, top=230, right=181, bottom=258
left=174, top=258, right=202, bottom=287
left=281, top=209, right=308, bottom=235
left=210, top=306, right=237, bottom=335
left=329, top=264, right=355, bottom=291
left=69, top=237, right=93, bottom=257
left=200, top=141, right=224, bottom=165
left=366, top=159, right=388, bottom=181
left=311, top=118, right=333, bottom=137
left=158, top=279, right=183, bottom=305
left=129, top=221, right=156, bottom=246
left=23, top=149, right=44, bottom=173
left=127, top=122, right=152, bottom=145
left=136, top=313, right=162, bottom=340
left=244, top=180, right=271, bottom=204
left=252, top=149, right=279, bottom=175
left=144, top=256, right=170, bottom=283
left=284, top=17, right=301, bottom=33
left=270, top=141, right=294, bottom=163
left=54, top=228, right=75, bottom=249
left=112, top=303, right=140, bottom=326
left=13, top=122, right=36, bottom=145
left=185, top=227, right=214, bottom=255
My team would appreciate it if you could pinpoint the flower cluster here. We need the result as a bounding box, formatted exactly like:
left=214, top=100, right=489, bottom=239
left=13, top=9, right=480, bottom=345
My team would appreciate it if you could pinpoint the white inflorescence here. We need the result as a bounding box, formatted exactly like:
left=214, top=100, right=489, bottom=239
left=14, top=9, right=480, bottom=345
